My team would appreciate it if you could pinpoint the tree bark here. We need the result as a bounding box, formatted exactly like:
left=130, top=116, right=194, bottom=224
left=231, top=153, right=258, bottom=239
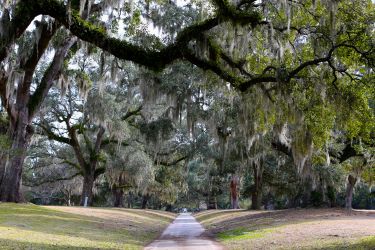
left=0, top=154, right=7, bottom=185
left=0, top=116, right=8, bottom=184
left=230, top=175, right=240, bottom=209
left=345, top=174, right=357, bottom=210
left=141, top=194, right=150, bottom=209
left=0, top=109, right=32, bottom=202
left=80, top=169, right=95, bottom=206
left=113, top=188, right=124, bottom=207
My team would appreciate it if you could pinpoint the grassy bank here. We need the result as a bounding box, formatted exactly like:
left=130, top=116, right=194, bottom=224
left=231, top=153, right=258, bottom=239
left=0, top=203, right=176, bottom=249
left=195, top=208, right=375, bottom=250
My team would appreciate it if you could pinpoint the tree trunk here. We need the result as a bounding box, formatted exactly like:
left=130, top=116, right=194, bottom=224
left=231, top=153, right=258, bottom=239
left=113, top=188, right=124, bottom=207
left=251, top=163, right=263, bottom=210
left=230, top=175, right=240, bottom=209
left=80, top=169, right=95, bottom=206
left=345, top=174, right=357, bottom=210
left=0, top=113, right=32, bottom=202
left=141, top=194, right=149, bottom=209
left=0, top=154, right=7, bottom=185
left=127, top=192, right=133, bottom=208
left=207, top=195, right=217, bottom=209
left=251, top=190, right=262, bottom=210
left=0, top=120, right=8, bottom=185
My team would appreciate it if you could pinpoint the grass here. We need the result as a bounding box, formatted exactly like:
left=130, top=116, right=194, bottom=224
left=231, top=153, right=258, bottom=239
left=0, top=203, right=176, bottom=249
left=217, top=227, right=275, bottom=241
left=195, top=208, right=375, bottom=250
left=195, top=209, right=250, bottom=225
left=305, top=236, right=375, bottom=250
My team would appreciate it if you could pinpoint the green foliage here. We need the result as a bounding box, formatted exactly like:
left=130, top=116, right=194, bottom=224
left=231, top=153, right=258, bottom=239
left=310, top=190, right=323, bottom=207
left=140, top=118, right=174, bottom=143
left=217, top=227, right=274, bottom=241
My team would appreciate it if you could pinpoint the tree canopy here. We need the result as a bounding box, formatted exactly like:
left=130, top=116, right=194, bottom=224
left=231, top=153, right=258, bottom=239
left=0, top=0, right=374, bottom=209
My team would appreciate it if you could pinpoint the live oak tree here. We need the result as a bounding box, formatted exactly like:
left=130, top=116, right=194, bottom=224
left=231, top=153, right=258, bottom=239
left=341, top=144, right=375, bottom=209
left=37, top=82, right=144, bottom=205
left=0, top=0, right=374, bottom=203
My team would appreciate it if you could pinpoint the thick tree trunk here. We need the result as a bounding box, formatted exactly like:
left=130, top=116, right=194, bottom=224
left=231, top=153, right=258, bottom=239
left=0, top=118, right=8, bottom=184
left=80, top=170, right=95, bottom=206
left=141, top=194, right=150, bottom=209
left=345, top=174, right=357, bottom=210
left=0, top=31, right=73, bottom=202
left=230, top=175, right=240, bottom=209
left=113, top=188, right=124, bottom=207
left=251, top=190, right=262, bottom=210
left=251, top=164, right=263, bottom=210
left=0, top=113, right=31, bottom=202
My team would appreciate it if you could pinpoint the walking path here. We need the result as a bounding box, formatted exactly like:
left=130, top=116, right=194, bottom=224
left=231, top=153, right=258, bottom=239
left=145, top=213, right=224, bottom=250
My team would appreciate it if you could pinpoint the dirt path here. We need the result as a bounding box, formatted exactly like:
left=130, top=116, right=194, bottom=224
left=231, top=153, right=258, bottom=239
left=145, top=213, right=224, bottom=250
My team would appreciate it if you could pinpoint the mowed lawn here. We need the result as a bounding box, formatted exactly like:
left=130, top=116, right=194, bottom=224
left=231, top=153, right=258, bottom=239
left=0, top=203, right=176, bottom=249
left=195, top=208, right=375, bottom=250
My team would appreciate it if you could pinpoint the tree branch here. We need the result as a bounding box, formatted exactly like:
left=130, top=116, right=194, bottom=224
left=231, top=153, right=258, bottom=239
left=28, top=36, right=77, bottom=118
left=1, top=0, right=261, bottom=71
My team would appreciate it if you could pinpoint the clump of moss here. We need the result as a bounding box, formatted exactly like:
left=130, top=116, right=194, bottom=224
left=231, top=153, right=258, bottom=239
left=140, top=118, right=174, bottom=143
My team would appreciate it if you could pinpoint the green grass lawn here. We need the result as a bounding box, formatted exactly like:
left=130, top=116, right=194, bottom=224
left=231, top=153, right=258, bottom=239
left=0, top=203, right=176, bottom=249
left=195, top=208, right=375, bottom=250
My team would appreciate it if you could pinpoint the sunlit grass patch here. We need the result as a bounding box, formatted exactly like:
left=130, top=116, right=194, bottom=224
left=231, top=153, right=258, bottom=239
left=217, top=227, right=275, bottom=241
left=0, top=203, right=174, bottom=249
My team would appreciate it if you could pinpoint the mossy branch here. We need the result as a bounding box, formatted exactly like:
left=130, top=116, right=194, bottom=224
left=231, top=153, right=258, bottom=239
left=1, top=0, right=261, bottom=71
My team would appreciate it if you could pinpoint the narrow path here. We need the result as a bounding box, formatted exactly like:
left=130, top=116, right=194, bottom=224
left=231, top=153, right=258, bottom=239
left=145, top=213, right=224, bottom=250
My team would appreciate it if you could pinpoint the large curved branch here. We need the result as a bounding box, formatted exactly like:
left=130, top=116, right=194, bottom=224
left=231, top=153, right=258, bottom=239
left=23, top=171, right=82, bottom=187
left=2, top=0, right=371, bottom=95
left=1, top=0, right=262, bottom=71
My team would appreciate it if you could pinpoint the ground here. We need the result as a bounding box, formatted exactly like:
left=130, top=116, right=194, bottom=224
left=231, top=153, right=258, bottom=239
left=195, top=208, right=375, bottom=250
left=0, top=203, right=176, bottom=249
left=145, top=213, right=223, bottom=250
